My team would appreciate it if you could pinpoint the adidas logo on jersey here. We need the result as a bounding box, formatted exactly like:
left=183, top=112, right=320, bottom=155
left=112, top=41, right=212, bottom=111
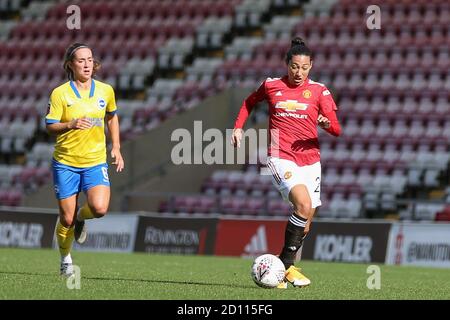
left=275, top=91, right=283, bottom=96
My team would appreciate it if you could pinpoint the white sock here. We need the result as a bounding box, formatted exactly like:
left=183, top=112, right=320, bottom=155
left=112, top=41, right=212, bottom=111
left=61, top=254, right=72, bottom=264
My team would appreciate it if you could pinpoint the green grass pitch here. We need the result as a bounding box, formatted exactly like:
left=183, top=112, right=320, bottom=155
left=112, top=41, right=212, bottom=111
left=1, top=248, right=449, bottom=300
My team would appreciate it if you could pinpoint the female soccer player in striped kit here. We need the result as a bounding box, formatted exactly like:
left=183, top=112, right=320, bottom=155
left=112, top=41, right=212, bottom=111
left=231, top=37, right=341, bottom=288
left=46, top=43, right=124, bottom=276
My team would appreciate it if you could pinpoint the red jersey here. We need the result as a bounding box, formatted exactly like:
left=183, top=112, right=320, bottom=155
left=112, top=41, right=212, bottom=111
left=233, top=76, right=341, bottom=166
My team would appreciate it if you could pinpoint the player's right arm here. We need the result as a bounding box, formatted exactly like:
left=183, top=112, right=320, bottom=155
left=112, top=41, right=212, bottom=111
left=45, top=89, right=91, bottom=134
left=231, top=80, right=267, bottom=148
left=46, top=119, right=92, bottom=134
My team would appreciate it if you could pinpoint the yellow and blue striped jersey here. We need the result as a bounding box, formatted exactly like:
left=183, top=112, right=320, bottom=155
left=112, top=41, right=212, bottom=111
left=45, top=79, right=117, bottom=167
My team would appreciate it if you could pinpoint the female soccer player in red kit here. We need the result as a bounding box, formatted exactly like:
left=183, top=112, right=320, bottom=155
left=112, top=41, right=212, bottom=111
left=231, top=37, right=341, bottom=288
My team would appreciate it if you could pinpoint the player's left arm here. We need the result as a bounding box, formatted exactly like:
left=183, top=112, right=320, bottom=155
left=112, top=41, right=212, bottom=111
left=317, top=87, right=341, bottom=137
left=105, top=86, right=124, bottom=172
left=106, top=114, right=124, bottom=172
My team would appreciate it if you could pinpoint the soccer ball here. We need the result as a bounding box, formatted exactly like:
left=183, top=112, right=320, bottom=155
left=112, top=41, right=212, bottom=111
left=251, top=254, right=286, bottom=288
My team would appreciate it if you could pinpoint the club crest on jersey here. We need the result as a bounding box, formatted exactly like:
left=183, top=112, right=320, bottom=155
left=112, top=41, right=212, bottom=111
left=98, top=98, right=106, bottom=109
left=302, top=90, right=312, bottom=99
left=275, top=100, right=308, bottom=112
left=284, top=171, right=292, bottom=179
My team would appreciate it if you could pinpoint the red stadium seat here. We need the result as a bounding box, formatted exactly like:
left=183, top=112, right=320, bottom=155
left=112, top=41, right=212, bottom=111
left=3, top=190, right=22, bottom=207
left=435, top=206, right=450, bottom=221
left=243, top=198, right=265, bottom=215
left=220, top=197, right=247, bottom=215
left=267, top=199, right=290, bottom=217
left=197, top=196, right=217, bottom=213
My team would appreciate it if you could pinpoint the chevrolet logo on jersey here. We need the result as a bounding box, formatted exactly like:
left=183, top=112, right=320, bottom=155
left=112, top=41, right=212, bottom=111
left=275, top=100, right=308, bottom=112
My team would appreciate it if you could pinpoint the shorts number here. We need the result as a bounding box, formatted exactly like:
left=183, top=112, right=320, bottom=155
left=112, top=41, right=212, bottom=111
left=101, top=167, right=109, bottom=181
left=314, top=177, right=320, bottom=193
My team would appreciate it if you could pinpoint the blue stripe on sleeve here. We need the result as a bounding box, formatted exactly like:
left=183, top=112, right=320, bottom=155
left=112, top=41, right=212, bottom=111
left=106, top=110, right=117, bottom=116
left=45, top=119, right=60, bottom=124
